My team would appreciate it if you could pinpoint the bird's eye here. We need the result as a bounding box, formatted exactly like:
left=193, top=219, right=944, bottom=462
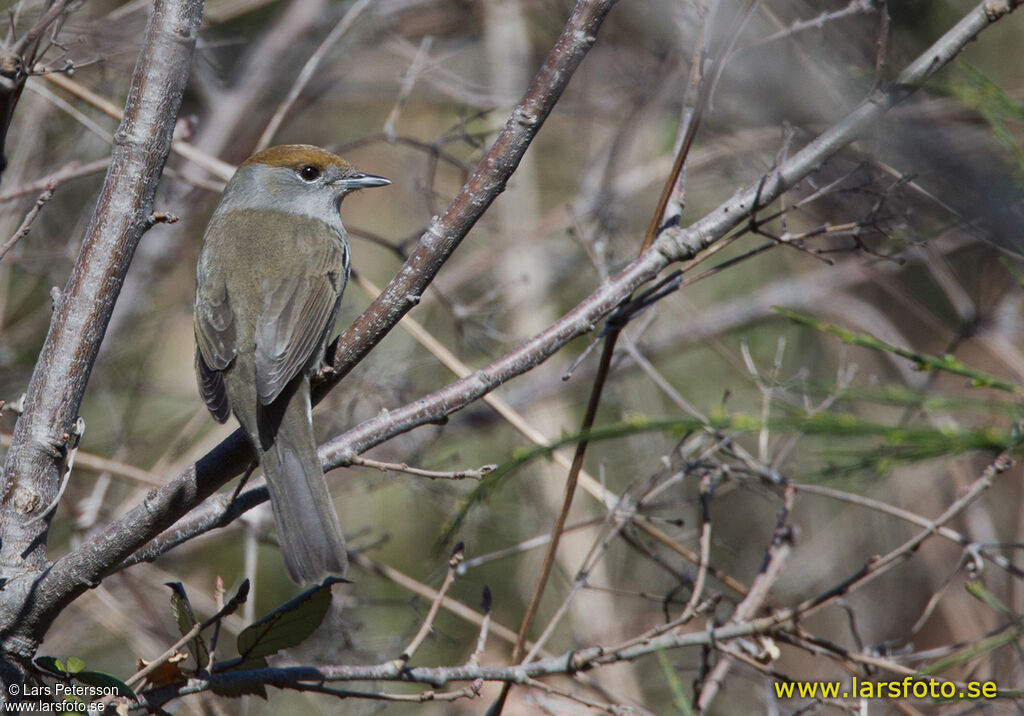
left=298, top=165, right=320, bottom=182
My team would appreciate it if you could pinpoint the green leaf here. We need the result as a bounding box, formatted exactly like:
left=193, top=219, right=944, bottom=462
left=166, top=582, right=210, bottom=669
left=65, top=656, right=85, bottom=675
left=236, top=578, right=344, bottom=660
left=74, top=670, right=137, bottom=699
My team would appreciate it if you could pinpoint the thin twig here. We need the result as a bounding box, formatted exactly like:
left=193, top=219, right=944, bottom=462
left=255, top=0, right=373, bottom=152
left=347, top=550, right=529, bottom=651
left=468, top=587, right=492, bottom=667
left=0, top=432, right=163, bottom=487
left=793, top=481, right=1024, bottom=579
left=796, top=453, right=1014, bottom=616
left=0, top=179, right=56, bottom=261
left=677, top=473, right=713, bottom=622
left=458, top=518, right=606, bottom=571
left=522, top=491, right=633, bottom=663
left=749, top=0, right=876, bottom=47
left=43, top=72, right=235, bottom=181
left=349, top=454, right=494, bottom=480
left=11, top=0, right=73, bottom=56
left=396, top=544, right=465, bottom=665
left=123, top=580, right=249, bottom=690
left=508, top=330, right=621, bottom=663
left=696, top=485, right=797, bottom=711
left=383, top=35, right=433, bottom=140
left=0, top=158, right=108, bottom=203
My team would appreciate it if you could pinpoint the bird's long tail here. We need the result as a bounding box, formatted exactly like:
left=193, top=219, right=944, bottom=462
left=259, top=379, right=347, bottom=583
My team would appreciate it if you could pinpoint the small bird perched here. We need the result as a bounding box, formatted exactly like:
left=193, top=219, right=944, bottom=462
left=194, top=144, right=390, bottom=583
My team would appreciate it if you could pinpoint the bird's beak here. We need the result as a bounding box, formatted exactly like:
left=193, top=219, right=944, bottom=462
left=339, top=172, right=391, bottom=189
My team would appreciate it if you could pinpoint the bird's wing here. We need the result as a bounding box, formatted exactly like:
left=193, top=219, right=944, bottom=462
left=254, top=241, right=346, bottom=406
left=194, top=276, right=237, bottom=423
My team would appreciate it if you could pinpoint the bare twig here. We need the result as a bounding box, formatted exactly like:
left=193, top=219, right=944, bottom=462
left=254, top=0, right=373, bottom=152
left=348, top=550, right=527, bottom=651
left=128, top=442, right=1015, bottom=712
left=469, top=587, right=492, bottom=667
left=322, top=0, right=621, bottom=387
left=678, top=473, right=713, bottom=622
left=43, top=72, right=235, bottom=181
left=749, top=0, right=876, bottom=47
left=522, top=492, right=633, bottom=663
left=696, top=485, right=797, bottom=711
left=0, top=178, right=55, bottom=261
left=796, top=453, right=1013, bottom=616
left=396, top=544, right=464, bottom=665
left=349, top=455, right=493, bottom=480
left=0, top=158, right=109, bottom=203
left=122, top=580, right=249, bottom=691
left=794, top=481, right=1024, bottom=579
left=505, top=328, right=621, bottom=670
left=383, top=35, right=433, bottom=140
left=0, top=432, right=162, bottom=487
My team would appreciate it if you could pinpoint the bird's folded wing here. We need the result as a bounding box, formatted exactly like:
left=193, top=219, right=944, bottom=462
left=255, top=244, right=344, bottom=406
left=194, top=282, right=237, bottom=422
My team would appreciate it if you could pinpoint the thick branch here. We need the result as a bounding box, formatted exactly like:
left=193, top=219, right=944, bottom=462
left=0, top=0, right=203, bottom=666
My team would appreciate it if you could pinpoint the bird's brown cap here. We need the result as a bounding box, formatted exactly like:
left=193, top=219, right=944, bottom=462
left=241, top=144, right=352, bottom=171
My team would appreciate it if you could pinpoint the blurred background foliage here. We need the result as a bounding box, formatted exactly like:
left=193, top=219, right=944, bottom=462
left=1, top=0, right=1023, bottom=712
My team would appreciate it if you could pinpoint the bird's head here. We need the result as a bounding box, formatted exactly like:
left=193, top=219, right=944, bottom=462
left=217, top=144, right=390, bottom=226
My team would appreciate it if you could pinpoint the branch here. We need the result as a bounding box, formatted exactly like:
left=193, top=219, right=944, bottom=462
left=133, top=615, right=795, bottom=709
left=0, top=0, right=203, bottom=666
left=0, top=179, right=57, bottom=261
left=0, top=0, right=77, bottom=179
left=130, top=452, right=1015, bottom=710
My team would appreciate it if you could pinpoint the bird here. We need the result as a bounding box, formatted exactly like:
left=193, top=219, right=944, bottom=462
left=193, top=144, right=390, bottom=583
